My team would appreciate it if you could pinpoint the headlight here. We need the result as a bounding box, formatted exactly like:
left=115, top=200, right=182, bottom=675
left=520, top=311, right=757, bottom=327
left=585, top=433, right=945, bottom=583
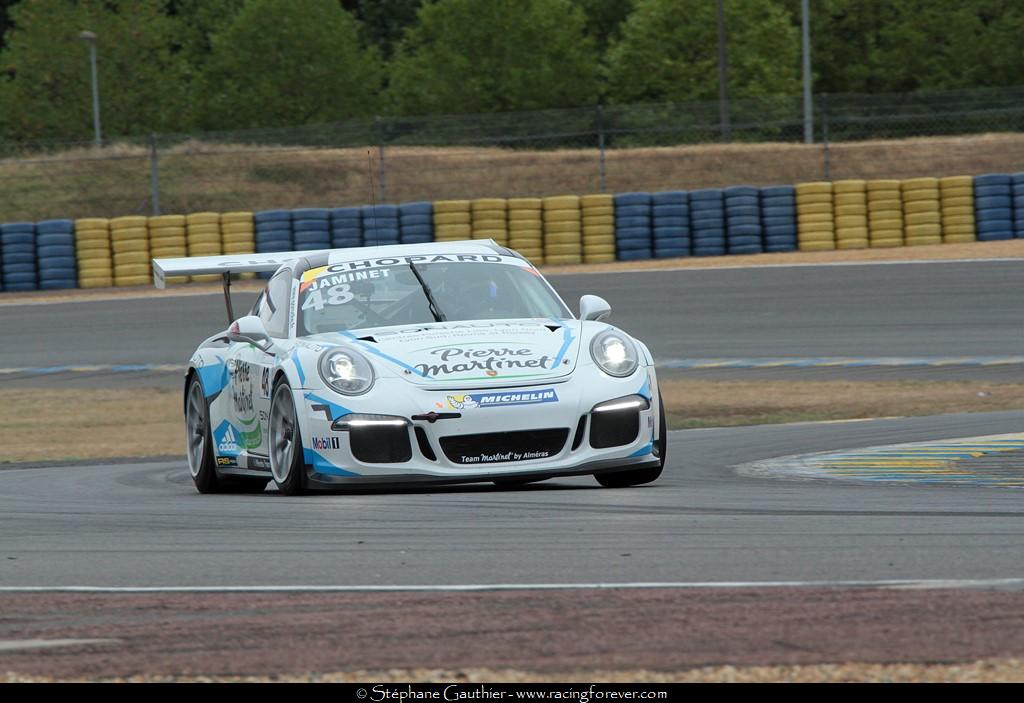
left=590, top=330, right=639, bottom=377
left=318, top=348, right=375, bottom=395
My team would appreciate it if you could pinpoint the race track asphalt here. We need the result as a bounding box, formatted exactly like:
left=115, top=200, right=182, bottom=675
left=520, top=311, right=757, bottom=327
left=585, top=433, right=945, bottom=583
left=2, top=410, right=1022, bottom=588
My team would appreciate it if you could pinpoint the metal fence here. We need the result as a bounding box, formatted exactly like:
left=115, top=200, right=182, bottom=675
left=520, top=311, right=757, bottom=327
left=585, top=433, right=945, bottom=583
left=1, top=86, right=1023, bottom=221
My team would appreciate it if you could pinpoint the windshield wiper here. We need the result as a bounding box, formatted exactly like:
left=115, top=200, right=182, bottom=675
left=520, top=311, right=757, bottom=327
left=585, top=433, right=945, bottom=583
left=409, top=263, right=446, bottom=322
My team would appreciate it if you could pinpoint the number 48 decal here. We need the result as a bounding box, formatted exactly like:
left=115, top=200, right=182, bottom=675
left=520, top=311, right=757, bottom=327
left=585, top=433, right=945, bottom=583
left=301, top=284, right=355, bottom=311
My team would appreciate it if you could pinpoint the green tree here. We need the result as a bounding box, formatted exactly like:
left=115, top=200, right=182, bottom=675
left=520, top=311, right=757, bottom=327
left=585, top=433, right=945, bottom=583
left=168, top=0, right=247, bottom=71
left=573, top=0, right=635, bottom=51
left=196, top=0, right=382, bottom=129
left=341, top=0, right=424, bottom=60
left=0, top=0, right=189, bottom=141
left=605, top=0, right=800, bottom=104
left=386, top=0, right=600, bottom=115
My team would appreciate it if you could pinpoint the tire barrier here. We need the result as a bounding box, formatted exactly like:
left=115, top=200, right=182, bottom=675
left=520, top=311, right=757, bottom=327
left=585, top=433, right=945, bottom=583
left=471, top=198, right=508, bottom=246
left=74, top=218, right=113, bottom=288
left=254, top=209, right=293, bottom=253
left=939, top=176, right=975, bottom=244
left=292, top=208, right=330, bottom=252
left=398, top=202, right=433, bottom=245
left=109, top=216, right=150, bottom=286
left=330, top=207, right=363, bottom=249
left=759, top=185, right=797, bottom=252
left=362, top=204, right=400, bottom=246
left=832, top=180, right=869, bottom=250
left=185, top=212, right=222, bottom=282
left=1, top=222, right=37, bottom=291
left=432, top=200, right=471, bottom=242
left=507, top=198, right=543, bottom=263
left=613, top=192, right=652, bottom=261
left=972, top=173, right=1013, bottom=241
left=543, top=195, right=583, bottom=265
left=35, top=219, right=77, bottom=290
left=581, top=193, right=615, bottom=263
left=796, top=181, right=835, bottom=251
left=1012, top=172, right=1024, bottom=239
left=220, top=212, right=256, bottom=254
left=901, top=177, right=942, bottom=246
left=724, top=185, right=763, bottom=255
left=651, top=191, right=690, bottom=259
left=689, top=189, right=726, bottom=257
left=148, top=215, right=187, bottom=284
left=866, top=180, right=904, bottom=248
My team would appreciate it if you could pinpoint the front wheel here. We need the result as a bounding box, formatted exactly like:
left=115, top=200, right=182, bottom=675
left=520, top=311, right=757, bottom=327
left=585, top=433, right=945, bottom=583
left=269, top=379, right=307, bottom=496
left=595, top=394, right=666, bottom=488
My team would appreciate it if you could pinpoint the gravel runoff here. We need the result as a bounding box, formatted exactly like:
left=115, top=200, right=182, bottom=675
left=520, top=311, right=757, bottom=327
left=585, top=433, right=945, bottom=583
left=3, top=660, right=1024, bottom=683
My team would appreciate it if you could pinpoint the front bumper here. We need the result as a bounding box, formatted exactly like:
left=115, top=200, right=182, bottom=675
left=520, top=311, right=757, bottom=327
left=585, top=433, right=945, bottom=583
left=295, top=364, right=660, bottom=488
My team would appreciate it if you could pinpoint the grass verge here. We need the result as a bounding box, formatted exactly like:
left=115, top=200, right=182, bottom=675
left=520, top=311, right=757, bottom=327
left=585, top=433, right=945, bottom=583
left=2, top=381, right=1022, bottom=463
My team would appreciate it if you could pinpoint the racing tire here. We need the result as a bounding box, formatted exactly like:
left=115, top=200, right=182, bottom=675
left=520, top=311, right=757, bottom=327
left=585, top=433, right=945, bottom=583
left=270, top=379, right=307, bottom=496
left=595, top=395, right=666, bottom=488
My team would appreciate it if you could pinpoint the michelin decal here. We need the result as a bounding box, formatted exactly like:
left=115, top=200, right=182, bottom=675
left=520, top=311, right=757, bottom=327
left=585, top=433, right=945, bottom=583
left=447, top=387, right=558, bottom=410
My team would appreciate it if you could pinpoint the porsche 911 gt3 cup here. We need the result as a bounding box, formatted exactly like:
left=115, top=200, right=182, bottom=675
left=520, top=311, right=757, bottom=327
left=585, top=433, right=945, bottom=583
left=153, top=240, right=665, bottom=494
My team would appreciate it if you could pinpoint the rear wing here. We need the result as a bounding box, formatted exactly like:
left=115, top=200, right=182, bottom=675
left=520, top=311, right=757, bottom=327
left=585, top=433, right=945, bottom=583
left=151, top=250, right=331, bottom=289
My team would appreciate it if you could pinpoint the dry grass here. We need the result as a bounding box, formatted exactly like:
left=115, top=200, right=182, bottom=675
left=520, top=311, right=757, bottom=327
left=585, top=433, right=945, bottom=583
left=3, top=659, right=1024, bottom=682
left=2, top=381, right=1022, bottom=463
left=0, top=388, right=182, bottom=463
left=662, top=380, right=1024, bottom=428
left=1, top=132, right=1023, bottom=220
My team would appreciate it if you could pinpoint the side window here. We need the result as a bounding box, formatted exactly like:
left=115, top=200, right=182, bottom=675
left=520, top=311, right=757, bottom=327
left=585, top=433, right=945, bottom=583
left=264, top=271, right=292, bottom=339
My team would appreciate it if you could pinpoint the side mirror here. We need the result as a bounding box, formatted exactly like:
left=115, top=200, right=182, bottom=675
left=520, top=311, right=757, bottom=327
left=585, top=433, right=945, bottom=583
left=580, top=294, right=611, bottom=322
left=228, top=315, right=272, bottom=349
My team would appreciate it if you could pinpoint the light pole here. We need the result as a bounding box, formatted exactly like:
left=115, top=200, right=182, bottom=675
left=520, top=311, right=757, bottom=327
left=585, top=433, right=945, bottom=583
left=79, top=30, right=102, bottom=148
left=801, top=0, right=813, bottom=144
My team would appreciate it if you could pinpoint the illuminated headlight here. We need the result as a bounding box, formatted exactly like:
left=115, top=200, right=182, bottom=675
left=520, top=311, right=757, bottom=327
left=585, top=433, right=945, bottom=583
left=318, top=349, right=375, bottom=395
left=590, top=330, right=639, bottom=377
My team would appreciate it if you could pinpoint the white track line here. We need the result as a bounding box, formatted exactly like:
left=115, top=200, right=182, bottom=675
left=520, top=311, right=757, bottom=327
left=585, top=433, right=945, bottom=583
left=1, top=578, right=1022, bottom=593
left=0, top=638, right=120, bottom=652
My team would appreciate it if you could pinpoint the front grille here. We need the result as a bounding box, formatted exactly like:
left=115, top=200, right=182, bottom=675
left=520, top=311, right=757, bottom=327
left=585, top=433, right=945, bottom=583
left=440, top=428, right=569, bottom=466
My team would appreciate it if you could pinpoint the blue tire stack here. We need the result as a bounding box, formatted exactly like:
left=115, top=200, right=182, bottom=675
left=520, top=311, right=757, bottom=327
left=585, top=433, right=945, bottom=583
left=399, top=202, right=434, bottom=244
left=689, top=189, right=727, bottom=256
left=254, top=210, right=293, bottom=253
left=35, top=219, right=77, bottom=290
left=613, top=192, right=653, bottom=261
left=760, top=185, right=798, bottom=252
left=1, top=222, right=38, bottom=291
left=291, top=208, right=330, bottom=252
left=361, top=204, right=401, bottom=246
left=724, top=185, right=763, bottom=255
left=973, top=173, right=1014, bottom=241
left=1012, top=172, right=1024, bottom=239
left=651, top=191, right=690, bottom=258
left=330, top=207, right=363, bottom=249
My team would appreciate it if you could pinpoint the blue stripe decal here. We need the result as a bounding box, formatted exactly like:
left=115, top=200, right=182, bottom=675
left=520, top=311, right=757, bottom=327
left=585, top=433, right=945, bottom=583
left=550, top=325, right=575, bottom=369
left=637, top=375, right=651, bottom=400
left=303, top=447, right=359, bottom=477
left=290, top=351, right=306, bottom=386
left=338, top=331, right=427, bottom=377
left=629, top=442, right=654, bottom=458
left=303, top=392, right=352, bottom=422
left=196, top=356, right=228, bottom=398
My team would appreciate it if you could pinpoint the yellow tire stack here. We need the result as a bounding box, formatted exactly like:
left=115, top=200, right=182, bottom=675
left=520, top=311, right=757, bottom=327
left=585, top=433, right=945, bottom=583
left=542, top=195, right=583, bottom=265
left=795, top=181, right=835, bottom=251
left=148, top=215, right=187, bottom=284
left=432, top=200, right=472, bottom=242
left=832, top=180, right=869, bottom=249
left=507, top=198, right=544, bottom=263
left=470, top=198, right=508, bottom=246
left=939, top=176, right=976, bottom=244
left=581, top=194, right=616, bottom=263
left=73, top=218, right=113, bottom=288
left=901, top=177, right=942, bottom=246
left=220, top=211, right=257, bottom=279
left=866, top=180, right=904, bottom=248
left=109, top=216, right=151, bottom=286
left=186, top=212, right=222, bottom=282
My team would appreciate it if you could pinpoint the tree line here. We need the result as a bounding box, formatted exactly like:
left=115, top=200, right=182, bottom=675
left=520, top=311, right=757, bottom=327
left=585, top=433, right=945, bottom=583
left=0, top=0, right=1020, bottom=142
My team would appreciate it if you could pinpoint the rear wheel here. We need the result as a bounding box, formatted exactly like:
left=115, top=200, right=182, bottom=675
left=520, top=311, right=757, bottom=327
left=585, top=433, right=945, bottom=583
left=185, top=376, right=268, bottom=494
left=595, top=393, right=666, bottom=488
left=270, top=379, right=307, bottom=495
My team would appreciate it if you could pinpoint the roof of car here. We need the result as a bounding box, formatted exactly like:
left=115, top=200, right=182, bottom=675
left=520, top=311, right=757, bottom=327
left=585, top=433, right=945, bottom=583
left=325, top=239, right=511, bottom=265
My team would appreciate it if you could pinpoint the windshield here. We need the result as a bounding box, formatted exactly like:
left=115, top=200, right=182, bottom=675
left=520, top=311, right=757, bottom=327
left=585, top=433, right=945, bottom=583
left=298, top=261, right=571, bottom=335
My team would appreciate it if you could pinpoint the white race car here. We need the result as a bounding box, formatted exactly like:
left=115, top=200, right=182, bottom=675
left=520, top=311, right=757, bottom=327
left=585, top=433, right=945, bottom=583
left=154, top=241, right=665, bottom=495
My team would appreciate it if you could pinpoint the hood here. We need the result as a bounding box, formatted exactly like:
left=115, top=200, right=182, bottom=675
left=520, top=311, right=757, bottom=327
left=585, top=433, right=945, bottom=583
left=312, top=319, right=581, bottom=388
